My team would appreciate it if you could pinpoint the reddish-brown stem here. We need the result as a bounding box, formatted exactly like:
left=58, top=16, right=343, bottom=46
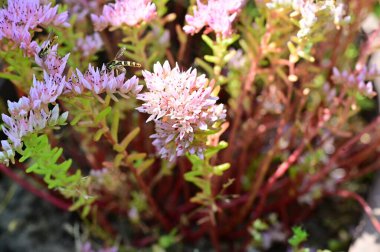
left=209, top=223, right=221, bottom=252
left=0, top=164, right=70, bottom=210
left=226, top=56, right=259, bottom=163
left=340, top=159, right=380, bottom=183
left=97, top=117, right=172, bottom=230
left=334, top=190, right=380, bottom=233
left=256, top=141, right=306, bottom=216
left=308, top=116, right=380, bottom=189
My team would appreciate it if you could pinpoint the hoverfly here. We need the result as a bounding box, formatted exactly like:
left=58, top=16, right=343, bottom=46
left=105, top=47, right=141, bottom=74
left=38, top=32, right=58, bottom=59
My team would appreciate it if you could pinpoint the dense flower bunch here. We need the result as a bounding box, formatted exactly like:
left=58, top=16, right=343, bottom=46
left=0, top=65, right=69, bottom=165
left=66, top=64, right=142, bottom=97
left=1, top=0, right=380, bottom=250
left=0, top=0, right=69, bottom=54
left=267, top=0, right=350, bottom=38
left=74, top=33, right=103, bottom=58
left=35, top=44, right=70, bottom=78
left=0, top=104, right=67, bottom=165
left=137, top=61, right=226, bottom=161
left=183, top=0, right=244, bottom=37
left=91, top=0, right=157, bottom=31
left=30, top=72, right=66, bottom=109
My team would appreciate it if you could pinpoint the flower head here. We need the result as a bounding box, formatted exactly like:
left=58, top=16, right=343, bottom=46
left=0, top=0, right=69, bottom=54
left=0, top=104, right=68, bottom=166
left=29, top=72, right=66, bottom=109
left=74, top=33, right=103, bottom=58
left=91, top=0, right=157, bottom=31
left=66, top=64, right=142, bottom=97
left=183, top=0, right=244, bottom=38
left=7, top=96, right=31, bottom=117
left=35, top=44, right=70, bottom=78
left=137, top=61, right=226, bottom=161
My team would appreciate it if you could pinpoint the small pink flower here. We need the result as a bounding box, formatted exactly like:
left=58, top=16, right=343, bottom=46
left=0, top=140, right=15, bottom=166
left=35, top=44, right=70, bottom=78
left=1, top=105, right=67, bottom=150
left=332, top=67, right=378, bottom=98
left=74, top=33, right=103, bottom=58
left=91, top=0, right=157, bottom=31
left=137, top=61, right=226, bottom=161
left=0, top=0, right=69, bottom=54
left=183, top=0, right=244, bottom=38
left=66, top=64, right=142, bottom=98
left=7, top=96, right=31, bottom=117
left=29, top=72, right=66, bottom=109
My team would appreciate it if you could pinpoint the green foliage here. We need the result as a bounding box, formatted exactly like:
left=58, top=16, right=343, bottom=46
left=374, top=3, right=380, bottom=18
left=197, top=34, right=239, bottom=84
left=185, top=141, right=230, bottom=207
left=248, top=219, right=269, bottom=247
left=20, top=134, right=94, bottom=216
left=0, top=47, right=33, bottom=89
left=289, top=226, right=308, bottom=250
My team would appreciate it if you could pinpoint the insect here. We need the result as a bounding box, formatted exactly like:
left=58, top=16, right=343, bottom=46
left=38, top=32, right=58, bottom=59
left=105, top=47, right=141, bottom=74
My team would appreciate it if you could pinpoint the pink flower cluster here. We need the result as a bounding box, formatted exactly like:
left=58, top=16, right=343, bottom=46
left=0, top=0, right=69, bottom=55
left=332, top=66, right=378, bottom=98
left=1, top=103, right=68, bottom=165
left=183, top=0, right=244, bottom=38
left=66, top=64, right=142, bottom=98
left=35, top=44, right=70, bottom=78
left=91, top=0, right=157, bottom=31
left=74, top=33, right=103, bottom=58
left=137, top=61, right=226, bottom=161
left=0, top=65, right=68, bottom=165
left=0, top=42, right=142, bottom=165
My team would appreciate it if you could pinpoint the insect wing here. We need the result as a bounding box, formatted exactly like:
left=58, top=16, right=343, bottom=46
left=114, top=47, right=126, bottom=61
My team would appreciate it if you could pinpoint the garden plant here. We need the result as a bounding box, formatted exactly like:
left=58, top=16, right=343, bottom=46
left=1, top=0, right=380, bottom=251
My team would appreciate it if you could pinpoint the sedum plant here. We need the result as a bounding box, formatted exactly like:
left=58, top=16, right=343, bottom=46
left=0, top=0, right=380, bottom=251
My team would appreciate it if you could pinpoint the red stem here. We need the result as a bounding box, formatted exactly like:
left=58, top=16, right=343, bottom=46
left=0, top=164, right=70, bottom=211
left=256, top=142, right=306, bottom=216
left=334, top=190, right=380, bottom=233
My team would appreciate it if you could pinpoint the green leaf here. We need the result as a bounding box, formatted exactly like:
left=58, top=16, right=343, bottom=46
left=288, top=226, right=308, bottom=248
left=114, top=127, right=140, bottom=152
left=204, top=141, right=228, bottom=159
left=186, top=154, right=203, bottom=168
left=93, top=128, right=107, bottom=141
left=251, top=219, right=269, bottom=232
left=81, top=204, right=91, bottom=218
left=195, top=58, right=214, bottom=77
left=158, top=229, right=178, bottom=249
left=204, top=55, right=218, bottom=63
left=111, top=109, right=120, bottom=142
left=114, top=153, right=125, bottom=168
left=375, top=3, right=380, bottom=17
left=94, top=106, right=112, bottom=124
left=135, top=158, right=154, bottom=174
left=126, top=152, right=147, bottom=163
left=213, top=163, right=230, bottom=176
left=202, top=34, right=215, bottom=49
left=0, top=73, right=22, bottom=82
left=70, top=113, right=85, bottom=126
